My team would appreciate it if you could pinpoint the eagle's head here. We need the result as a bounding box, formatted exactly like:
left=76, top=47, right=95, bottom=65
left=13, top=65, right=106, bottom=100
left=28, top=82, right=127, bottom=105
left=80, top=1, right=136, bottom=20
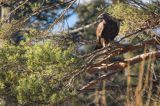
left=97, top=13, right=112, bottom=21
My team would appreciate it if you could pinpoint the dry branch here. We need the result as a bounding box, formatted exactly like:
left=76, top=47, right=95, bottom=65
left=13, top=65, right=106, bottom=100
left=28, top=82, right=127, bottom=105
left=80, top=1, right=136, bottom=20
left=80, top=51, right=160, bottom=91
left=87, top=38, right=157, bottom=73
left=90, top=51, right=160, bottom=72
left=32, top=20, right=98, bottom=42
left=79, top=84, right=137, bottom=93
left=47, top=0, right=77, bottom=32
left=68, top=38, right=159, bottom=87
left=79, top=70, right=118, bottom=91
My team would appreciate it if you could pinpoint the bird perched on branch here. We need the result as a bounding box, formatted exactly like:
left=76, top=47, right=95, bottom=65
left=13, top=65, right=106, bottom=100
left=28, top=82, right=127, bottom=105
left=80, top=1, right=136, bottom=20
left=95, top=13, right=121, bottom=49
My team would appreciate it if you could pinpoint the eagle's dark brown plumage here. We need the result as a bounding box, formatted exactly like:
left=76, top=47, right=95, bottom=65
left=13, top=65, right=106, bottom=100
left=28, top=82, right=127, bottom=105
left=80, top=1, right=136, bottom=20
left=95, top=13, right=120, bottom=49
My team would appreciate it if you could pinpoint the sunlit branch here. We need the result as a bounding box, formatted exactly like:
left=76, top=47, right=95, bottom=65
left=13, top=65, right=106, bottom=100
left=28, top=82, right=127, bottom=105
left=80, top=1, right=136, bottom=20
left=90, top=51, right=160, bottom=72
left=80, top=51, right=160, bottom=91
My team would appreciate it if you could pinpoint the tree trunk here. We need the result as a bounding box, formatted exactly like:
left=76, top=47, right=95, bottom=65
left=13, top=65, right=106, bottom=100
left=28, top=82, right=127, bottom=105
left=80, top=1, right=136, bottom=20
left=1, top=4, right=12, bottom=23
left=0, top=2, right=13, bottom=47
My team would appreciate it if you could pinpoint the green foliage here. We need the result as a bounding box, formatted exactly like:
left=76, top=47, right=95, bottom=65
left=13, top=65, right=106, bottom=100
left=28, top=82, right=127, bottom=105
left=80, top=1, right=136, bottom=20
left=76, top=0, right=105, bottom=24
left=0, top=23, right=14, bottom=39
left=0, top=20, right=24, bottom=40
left=26, top=42, right=77, bottom=73
left=0, top=81, right=4, bottom=92
left=0, top=42, right=81, bottom=105
left=16, top=73, right=50, bottom=104
left=107, top=3, right=150, bottom=34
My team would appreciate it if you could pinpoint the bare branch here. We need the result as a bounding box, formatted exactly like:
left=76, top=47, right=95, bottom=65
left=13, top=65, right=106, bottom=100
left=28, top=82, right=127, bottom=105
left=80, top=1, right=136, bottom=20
left=69, top=21, right=98, bottom=34
left=80, top=51, right=160, bottom=91
left=79, top=84, right=137, bottom=93
left=90, top=51, right=160, bottom=72
left=79, top=70, right=118, bottom=91
left=46, top=0, right=77, bottom=33
left=67, top=38, right=158, bottom=86
left=87, top=38, right=156, bottom=72
left=31, top=20, right=98, bottom=42
left=1, top=0, right=29, bottom=23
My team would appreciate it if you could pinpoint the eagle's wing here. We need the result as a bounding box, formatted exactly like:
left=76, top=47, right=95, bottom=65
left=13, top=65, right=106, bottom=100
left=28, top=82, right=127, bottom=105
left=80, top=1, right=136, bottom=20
left=102, top=20, right=119, bottom=41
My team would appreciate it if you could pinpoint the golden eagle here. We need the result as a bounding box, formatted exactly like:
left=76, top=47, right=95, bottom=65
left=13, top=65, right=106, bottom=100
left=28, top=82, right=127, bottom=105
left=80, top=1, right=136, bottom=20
left=95, top=13, right=120, bottom=49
